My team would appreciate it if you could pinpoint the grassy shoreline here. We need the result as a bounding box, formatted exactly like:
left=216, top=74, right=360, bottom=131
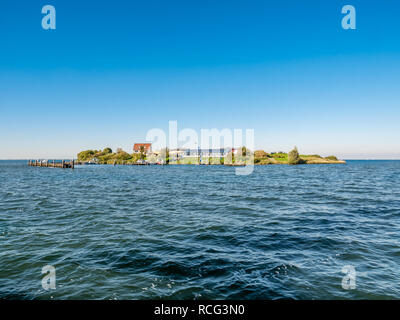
left=77, top=147, right=345, bottom=165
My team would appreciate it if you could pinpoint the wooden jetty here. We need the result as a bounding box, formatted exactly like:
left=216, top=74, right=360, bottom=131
left=74, top=161, right=150, bottom=166
left=28, top=160, right=75, bottom=169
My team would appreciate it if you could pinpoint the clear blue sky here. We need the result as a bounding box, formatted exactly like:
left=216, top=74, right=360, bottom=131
left=1, top=0, right=399, bottom=159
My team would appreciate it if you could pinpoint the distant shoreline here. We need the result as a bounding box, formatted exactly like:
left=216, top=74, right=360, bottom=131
left=76, top=147, right=347, bottom=166
left=3, top=159, right=400, bottom=161
left=74, top=161, right=346, bottom=166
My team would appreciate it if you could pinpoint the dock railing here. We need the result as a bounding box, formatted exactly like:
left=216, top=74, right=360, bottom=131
left=28, top=159, right=75, bottom=169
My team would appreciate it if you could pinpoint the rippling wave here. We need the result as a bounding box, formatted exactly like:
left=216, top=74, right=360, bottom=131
left=0, top=160, right=399, bottom=299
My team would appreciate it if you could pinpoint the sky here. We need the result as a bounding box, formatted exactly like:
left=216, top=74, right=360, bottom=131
left=0, top=0, right=399, bottom=159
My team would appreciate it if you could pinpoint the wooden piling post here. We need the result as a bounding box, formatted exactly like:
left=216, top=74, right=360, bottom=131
left=28, top=158, right=75, bottom=169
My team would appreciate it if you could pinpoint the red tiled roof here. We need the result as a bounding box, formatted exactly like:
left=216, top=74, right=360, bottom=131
left=133, top=143, right=152, bottom=151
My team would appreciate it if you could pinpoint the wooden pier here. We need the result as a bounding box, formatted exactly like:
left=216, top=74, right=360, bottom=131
left=28, top=160, right=75, bottom=169
left=74, top=161, right=150, bottom=166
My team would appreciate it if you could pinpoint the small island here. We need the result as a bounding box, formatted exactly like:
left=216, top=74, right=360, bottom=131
left=76, top=145, right=345, bottom=166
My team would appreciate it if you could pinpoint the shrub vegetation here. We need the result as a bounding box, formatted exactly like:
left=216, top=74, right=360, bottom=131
left=325, top=155, right=338, bottom=161
left=287, top=147, right=304, bottom=165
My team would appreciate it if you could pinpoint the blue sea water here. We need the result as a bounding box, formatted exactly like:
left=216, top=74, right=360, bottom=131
left=0, top=160, right=399, bottom=300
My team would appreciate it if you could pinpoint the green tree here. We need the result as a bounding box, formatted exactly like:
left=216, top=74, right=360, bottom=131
left=116, top=151, right=132, bottom=161
left=325, top=155, right=338, bottom=161
left=77, top=150, right=96, bottom=161
left=139, top=146, right=145, bottom=160
left=160, top=148, right=170, bottom=164
left=288, top=146, right=303, bottom=165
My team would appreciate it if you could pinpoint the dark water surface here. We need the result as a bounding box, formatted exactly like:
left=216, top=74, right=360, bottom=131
left=1, top=160, right=399, bottom=299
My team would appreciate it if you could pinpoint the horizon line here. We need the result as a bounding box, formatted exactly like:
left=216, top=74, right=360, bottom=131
left=1, top=158, right=400, bottom=161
